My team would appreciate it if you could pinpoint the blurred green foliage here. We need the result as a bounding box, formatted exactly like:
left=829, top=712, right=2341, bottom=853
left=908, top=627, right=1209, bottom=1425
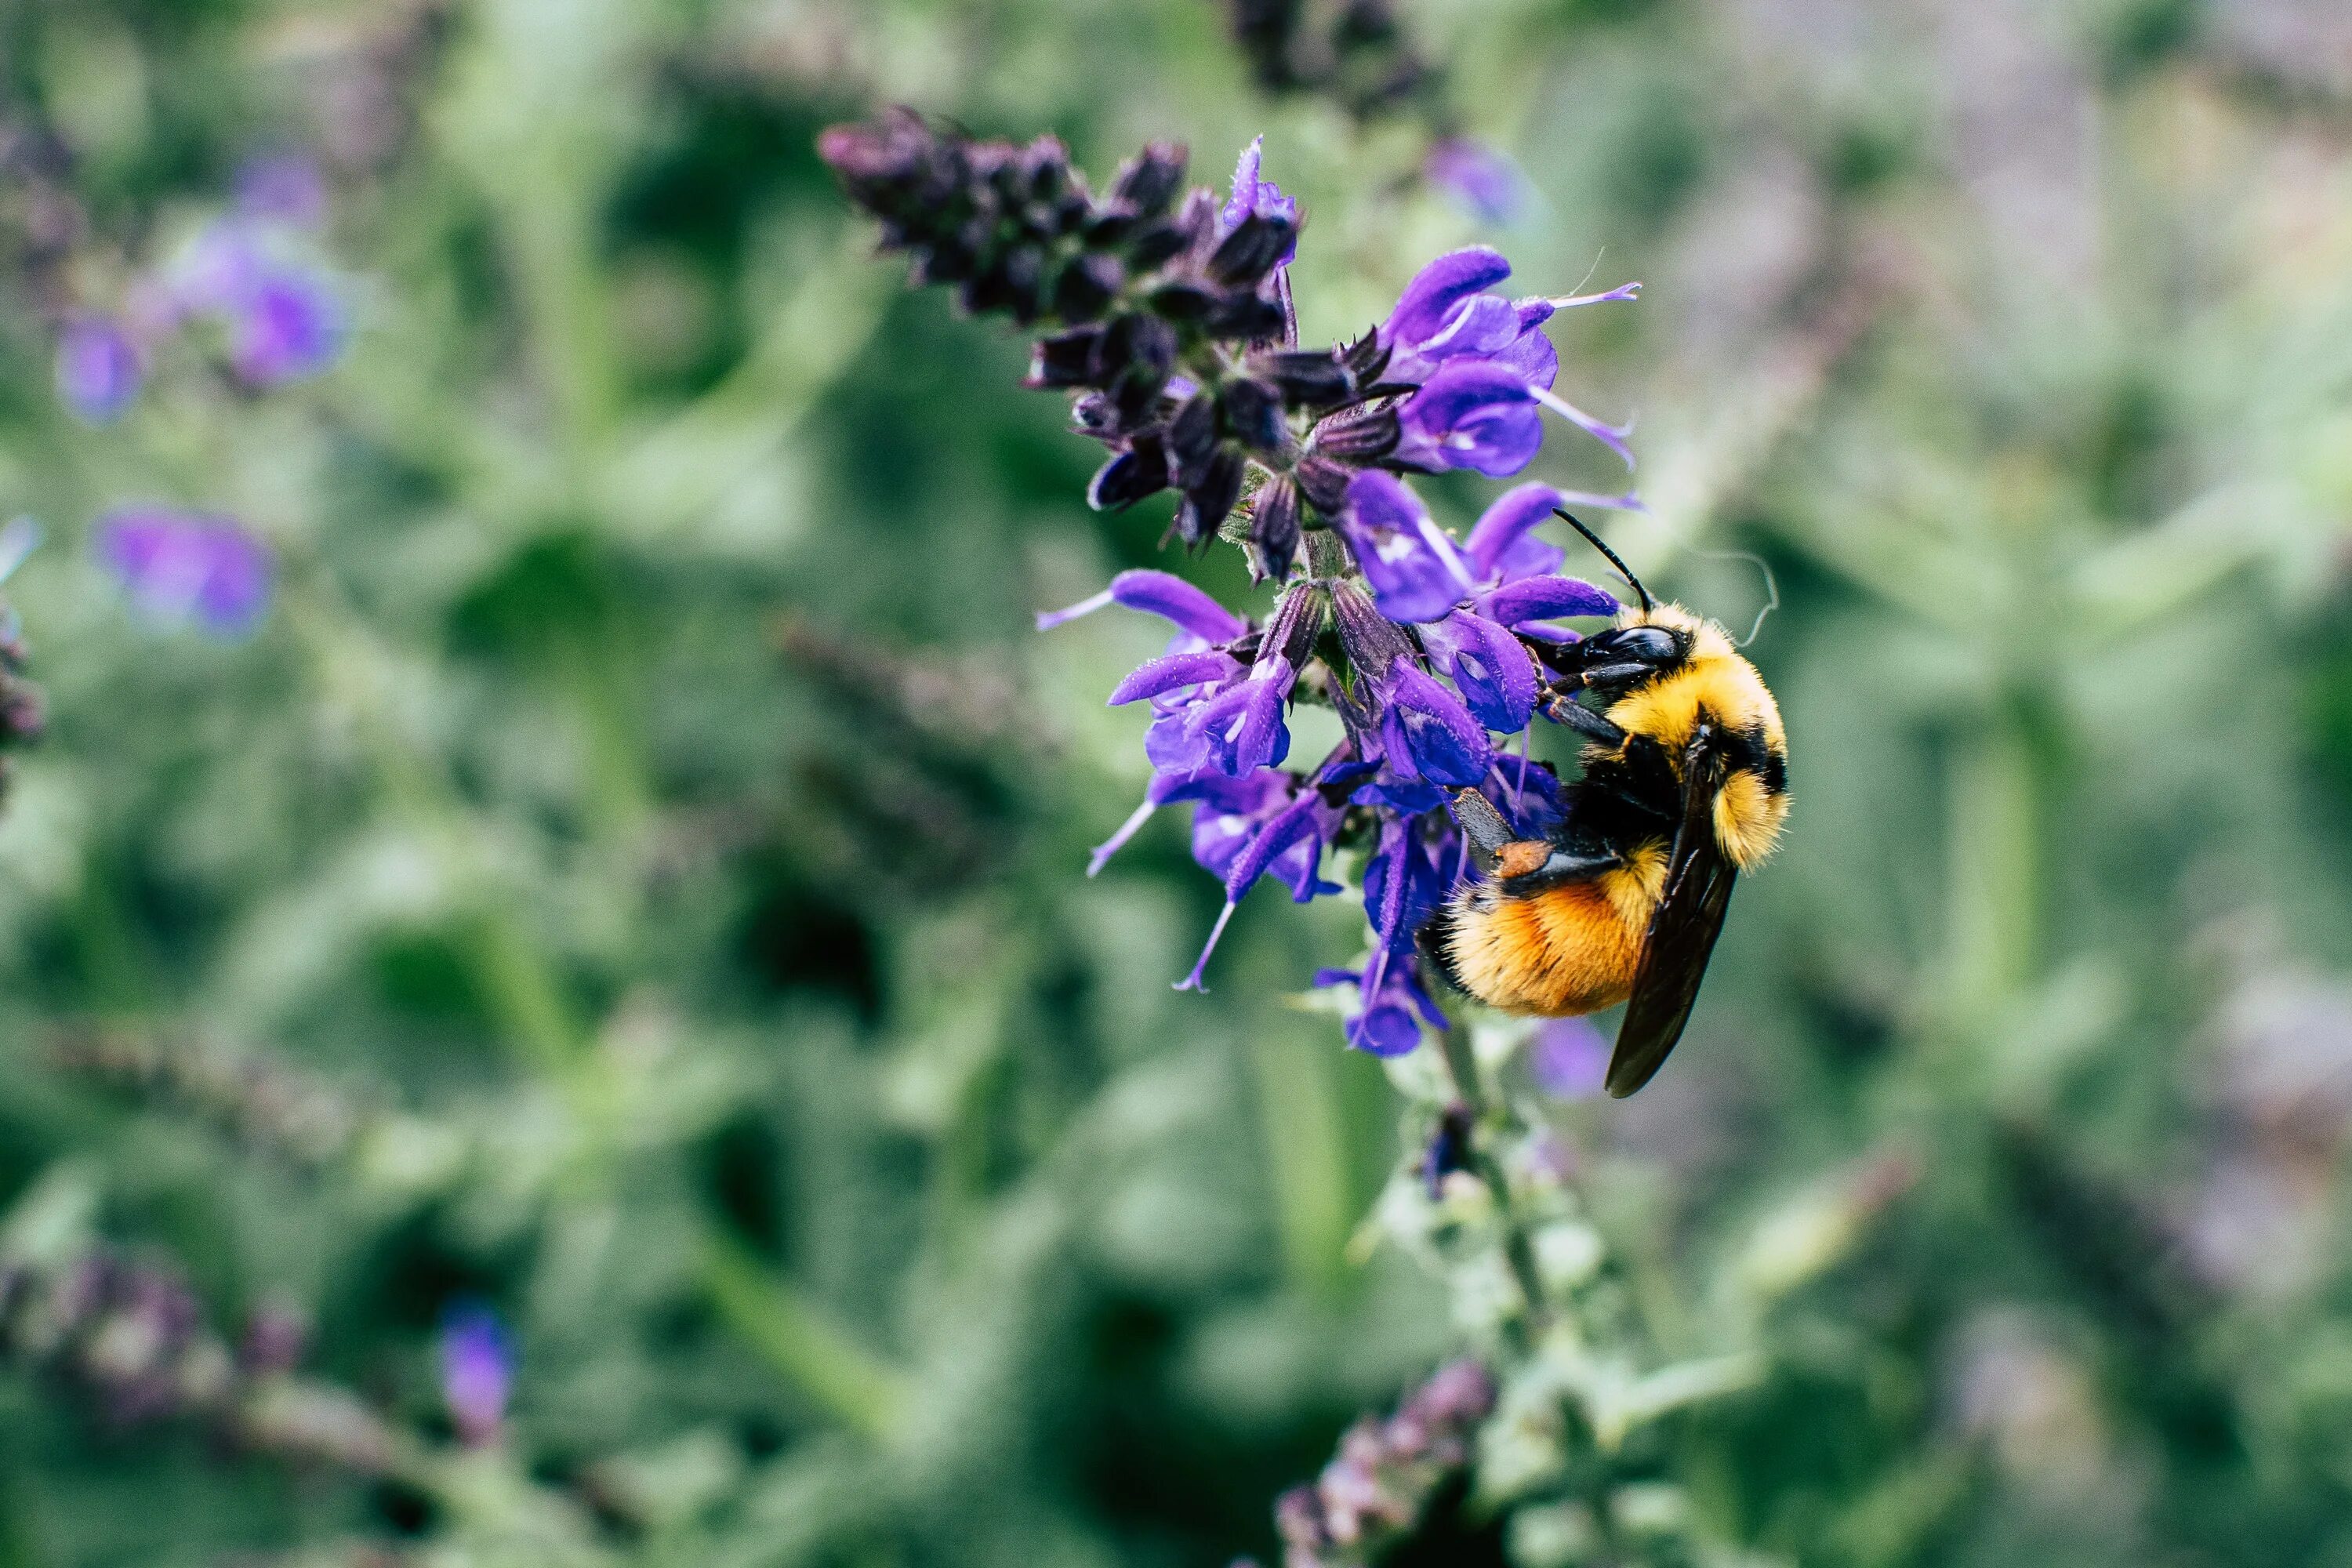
left=3, top=0, right=2352, bottom=1565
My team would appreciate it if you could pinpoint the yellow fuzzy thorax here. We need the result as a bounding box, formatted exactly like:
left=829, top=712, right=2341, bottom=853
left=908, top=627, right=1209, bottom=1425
left=1602, top=602, right=1789, bottom=871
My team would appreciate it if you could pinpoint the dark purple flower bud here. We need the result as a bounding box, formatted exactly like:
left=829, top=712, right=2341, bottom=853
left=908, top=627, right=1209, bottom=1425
left=1025, top=327, right=1102, bottom=388
left=1166, top=389, right=1221, bottom=478
left=1221, top=378, right=1288, bottom=456
left=1294, top=456, right=1356, bottom=514
left=1145, top=281, right=1219, bottom=325
left=1108, top=142, right=1189, bottom=218
left=1208, top=213, right=1298, bottom=289
left=1327, top=579, right=1416, bottom=680
left=1124, top=221, right=1191, bottom=273
left=1528, top=1016, right=1610, bottom=1099
left=1420, top=610, right=1537, bottom=731
left=1174, top=446, right=1247, bottom=546
left=1392, top=361, right=1541, bottom=477
left=1343, top=329, right=1392, bottom=386
left=1098, top=314, right=1179, bottom=418
left=1036, top=567, right=1249, bottom=642
left=1482, top=575, right=1618, bottom=630
left=1253, top=347, right=1354, bottom=409
left=1334, top=470, right=1473, bottom=623
left=1250, top=475, right=1303, bottom=582
left=438, top=1301, right=512, bottom=1447
left=1425, top=138, right=1531, bottom=226
left=93, top=507, right=273, bottom=639
left=55, top=315, right=143, bottom=424
left=1053, top=254, right=1123, bottom=322
left=1309, top=405, right=1400, bottom=462
left=1203, top=291, right=1290, bottom=342
left=1087, top=436, right=1171, bottom=511
left=1422, top=1102, right=1475, bottom=1195
left=1379, top=663, right=1492, bottom=786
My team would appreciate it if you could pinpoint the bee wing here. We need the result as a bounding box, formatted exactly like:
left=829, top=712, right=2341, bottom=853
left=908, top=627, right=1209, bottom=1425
left=1604, top=731, right=1739, bottom=1098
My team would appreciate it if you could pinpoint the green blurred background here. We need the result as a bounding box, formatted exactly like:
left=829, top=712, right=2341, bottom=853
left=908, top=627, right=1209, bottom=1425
left=5, top=0, right=2352, bottom=1563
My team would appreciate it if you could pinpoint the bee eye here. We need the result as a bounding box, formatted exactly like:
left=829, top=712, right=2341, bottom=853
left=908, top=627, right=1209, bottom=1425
left=1606, top=627, right=1677, bottom=662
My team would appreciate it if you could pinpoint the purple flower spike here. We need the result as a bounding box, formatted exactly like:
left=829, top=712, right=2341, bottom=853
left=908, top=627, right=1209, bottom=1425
left=1529, top=1016, right=1610, bottom=1100
left=1380, top=664, right=1494, bottom=786
left=93, top=507, right=273, bottom=639
left=1393, top=361, right=1543, bottom=478
left=438, top=1301, right=513, bottom=1447
left=1421, top=610, right=1538, bottom=731
left=1336, top=471, right=1473, bottom=624
left=56, top=317, right=144, bottom=425
left=1425, top=138, right=1532, bottom=226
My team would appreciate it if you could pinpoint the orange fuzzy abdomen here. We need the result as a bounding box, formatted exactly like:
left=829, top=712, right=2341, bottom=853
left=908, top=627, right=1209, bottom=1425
left=1443, top=879, right=1648, bottom=1018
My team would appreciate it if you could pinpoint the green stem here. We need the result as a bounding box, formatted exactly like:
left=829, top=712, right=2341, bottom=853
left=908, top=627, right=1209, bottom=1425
left=1436, top=1026, right=1551, bottom=1343
left=699, top=1232, right=911, bottom=1446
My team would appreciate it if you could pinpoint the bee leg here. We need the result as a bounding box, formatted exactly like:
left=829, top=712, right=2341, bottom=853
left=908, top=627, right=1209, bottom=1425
left=1446, top=787, right=1521, bottom=874
left=1543, top=695, right=1627, bottom=746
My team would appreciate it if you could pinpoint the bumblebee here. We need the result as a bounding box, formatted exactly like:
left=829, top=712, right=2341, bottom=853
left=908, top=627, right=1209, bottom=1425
left=1422, top=514, right=1788, bottom=1098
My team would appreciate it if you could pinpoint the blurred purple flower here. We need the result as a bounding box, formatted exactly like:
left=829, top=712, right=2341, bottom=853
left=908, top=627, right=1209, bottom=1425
left=167, top=223, right=348, bottom=389
left=55, top=316, right=143, bottom=424
left=1528, top=1016, right=1610, bottom=1099
left=1425, top=137, right=1533, bottom=226
left=438, top=1301, right=513, bottom=1447
left=93, top=507, right=272, bottom=638
left=235, top=154, right=328, bottom=229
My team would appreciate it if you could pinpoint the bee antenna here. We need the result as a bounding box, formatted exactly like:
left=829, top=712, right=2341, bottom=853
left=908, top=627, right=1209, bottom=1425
left=1553, top=510, right=1651, bottom=614
left=1705, top=549, right=1780, bottom=647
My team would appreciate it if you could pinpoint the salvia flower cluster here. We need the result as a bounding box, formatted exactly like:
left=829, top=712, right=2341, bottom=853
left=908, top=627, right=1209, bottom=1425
left=0, top=1247, right=395, bottom=1471
left=824, top=117, right=1642, bottom=1056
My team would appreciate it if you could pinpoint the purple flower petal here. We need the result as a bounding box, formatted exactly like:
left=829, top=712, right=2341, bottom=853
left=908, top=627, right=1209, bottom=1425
left=1421, top=610, right=1538, bottom=732
left=55, top=317, right=143, bottom=425
left=1463, top=483, right=1569, bottom=583
left=1108, top=650, right=1242, bottom=705
left=229, top=269, right=345, bottom=387
left=1381, top=663, right=1494, bottom=786
left=1394, top=361, right=1543, bottom=478
left=1335, top=471, right=1473, bottom=624
left=1221, top=136, right=1299, bottom=259
left=1178, top=654, right=1296, bottom=776
left=1383, top=248, right=1515, bottom=350
left=1481, top=575, right=1619, bottom=629
left=1035, top=568, right=1247, bottom=642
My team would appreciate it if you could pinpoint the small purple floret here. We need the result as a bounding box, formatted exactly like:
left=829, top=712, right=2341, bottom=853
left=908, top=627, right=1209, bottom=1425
left=56, top=317, right=143, bottom=425
left=438, top=1301, right=514, bottom=1447
left=93, top=507, right=273, bottom=639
